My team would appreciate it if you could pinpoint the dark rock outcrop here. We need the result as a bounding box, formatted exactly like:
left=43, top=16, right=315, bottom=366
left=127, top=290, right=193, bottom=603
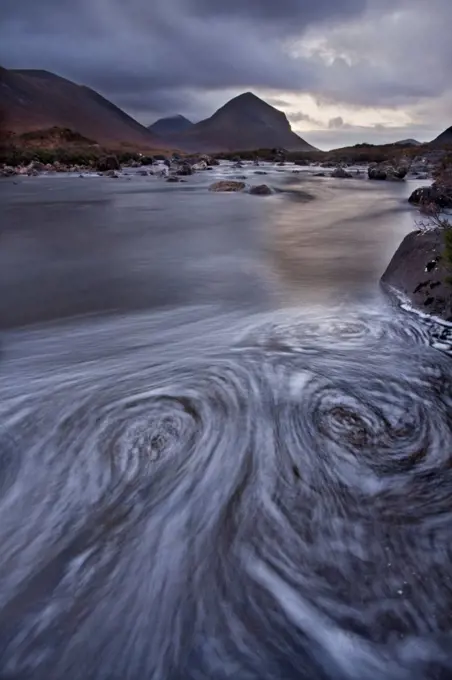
left=408, top=186, right=452, bottom=210
left=332, top=167, right=353, bottom=179
left=209, top=181, right=246, bottom=192
left=381, top=228, right=452, bottom=320
left=97, top=155, right=120, bottom=172
left=368, top=163, right=408, bottom=181
left=175, top=162, right=193, bottom=176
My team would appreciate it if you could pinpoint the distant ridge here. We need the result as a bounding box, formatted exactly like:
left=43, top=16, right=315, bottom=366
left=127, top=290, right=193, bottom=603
left=0, top=67, right=166, bottom=149
left=394, top=138, right=421, bottom=146
left=149, top=115, right=193, bottom=136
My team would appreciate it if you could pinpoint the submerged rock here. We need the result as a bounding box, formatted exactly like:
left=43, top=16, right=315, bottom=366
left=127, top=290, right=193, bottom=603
left=381, top=228, right=452, bottom=321
left=209, top=181, right=246, bottom=192
left=249, top=184, right=272, bottom=196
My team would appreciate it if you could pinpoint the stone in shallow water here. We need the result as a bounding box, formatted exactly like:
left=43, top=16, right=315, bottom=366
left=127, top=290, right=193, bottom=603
left=249, top=184, right=272, bottom=196
left=209, top=180, right=246, bottom=192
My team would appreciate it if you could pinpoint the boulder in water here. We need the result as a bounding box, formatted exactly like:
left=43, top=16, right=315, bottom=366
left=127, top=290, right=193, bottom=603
left=96, top=155, right=120, bottom=172
left=209, top=181, right=246, bottom=192
left=409, top=185, right=452, bottom=210
left=176, top=162, right=193, bottom=176
left=249, top=184, right=272, bottom=196
left=192, top=161, right=208, bottom=171
left=381, top=228, right=452, bottom=321
left=368, top=163, right=408, bottom=181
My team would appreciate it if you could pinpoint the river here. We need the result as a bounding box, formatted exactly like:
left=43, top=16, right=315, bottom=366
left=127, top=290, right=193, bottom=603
left=1, top=164, right=452, bottom=679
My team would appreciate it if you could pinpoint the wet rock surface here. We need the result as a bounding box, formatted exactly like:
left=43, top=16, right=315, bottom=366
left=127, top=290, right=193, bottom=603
left=249, top=184, right=272, bottom=195
left=332, top=167, right=353, bottom=179
left=382, top=228, right=452, bottom=321
left=209, top=180, right=246, bottom=192
left=409, top=184, right=452, bottom=210
left=369, top=163, right=408, bottom=181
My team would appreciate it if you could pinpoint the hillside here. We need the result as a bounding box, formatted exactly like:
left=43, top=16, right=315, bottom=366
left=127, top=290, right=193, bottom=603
left=167, top=92, right=317, bottom=152
left=0, top=67, right=165, bottom=149
left=149, top=115, right=193, bottom=136
left=395, top=139, right=421, bottom=146
left=431, top=126, right=452, bottom=147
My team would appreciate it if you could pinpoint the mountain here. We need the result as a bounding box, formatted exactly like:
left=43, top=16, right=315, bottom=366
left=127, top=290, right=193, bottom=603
left=431, top=126, right=452, bottom=147
left=394, top=138, right=421, bottom=146
left=167, top=92, right=317, bottom=152
left=0, top=67, right=165, bottom=149
left=148, top=115, right=193, bottom=136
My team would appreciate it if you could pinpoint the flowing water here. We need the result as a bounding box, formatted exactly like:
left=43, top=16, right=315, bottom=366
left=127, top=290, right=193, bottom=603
left=1, top=165, right=452, bottom=679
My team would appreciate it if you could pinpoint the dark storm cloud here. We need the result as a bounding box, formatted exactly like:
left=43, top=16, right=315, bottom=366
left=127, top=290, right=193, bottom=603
left=185, top=0, right=367, bottom=29
left=0, top=0, right=451, bottom=133
left=329, top=117, right=345, bottom=129
left=289, top=112, right=323, bottom=126
left=0, top=0, right=368, bottom=101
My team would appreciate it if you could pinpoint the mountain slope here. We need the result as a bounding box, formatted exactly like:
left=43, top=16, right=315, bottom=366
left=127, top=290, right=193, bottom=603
left=0, top=67, right=165, bottom=149
left=169, top=92, right=317, bottom=152
left=395, top=138, right=421, bottom=146
left=431, top=126, right=452, bottom=147
left=149, top=115, right=193, bottom=136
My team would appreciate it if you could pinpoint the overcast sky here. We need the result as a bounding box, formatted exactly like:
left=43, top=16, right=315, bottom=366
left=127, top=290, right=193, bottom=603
left=1, top=0, right=451, bottom=149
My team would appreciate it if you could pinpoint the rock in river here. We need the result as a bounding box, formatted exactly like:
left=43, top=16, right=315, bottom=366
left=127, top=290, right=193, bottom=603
left=332, top=167, right=353, bottom=179
left=368, top=163, right=408, bottom=181
left=209, top=181, right=246, bottom=192
left=192, top=161, right=208, bottom=171
left=96, top=155, right=120, bottom=172
left=249, top=184, right=272, bottom=196
left=176, top=162, right=193, bottom=176
left=409, top=185, right=452, bottom=210
left=381, top=227, right=452, bottom=321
